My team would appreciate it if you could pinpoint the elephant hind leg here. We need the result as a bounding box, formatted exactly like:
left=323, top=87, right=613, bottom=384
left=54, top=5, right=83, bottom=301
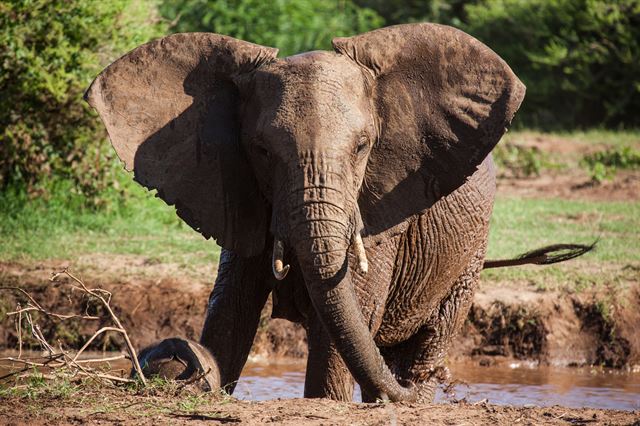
left=379, top=246, right=486, bottom=403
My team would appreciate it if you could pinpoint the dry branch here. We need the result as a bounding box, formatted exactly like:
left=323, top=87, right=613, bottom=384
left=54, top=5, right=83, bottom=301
left=0, top=268, right=147, bottom=386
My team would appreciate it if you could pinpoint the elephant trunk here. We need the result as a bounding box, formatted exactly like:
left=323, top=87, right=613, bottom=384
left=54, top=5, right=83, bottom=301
left=287, top=169, right=416, bottom=402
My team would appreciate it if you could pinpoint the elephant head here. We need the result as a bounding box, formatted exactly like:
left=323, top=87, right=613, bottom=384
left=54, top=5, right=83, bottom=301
left=85, top=24, right=525, bottom=401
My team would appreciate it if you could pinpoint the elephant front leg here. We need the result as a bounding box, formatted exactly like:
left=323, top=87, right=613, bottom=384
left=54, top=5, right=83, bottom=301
left=200, top=249, right=271, bottom=394
left=304, top=311, right=355, bottom=401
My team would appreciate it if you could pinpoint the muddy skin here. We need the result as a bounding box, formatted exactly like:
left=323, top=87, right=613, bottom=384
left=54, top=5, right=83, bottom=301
left=86, top=23, right=533, bottom=402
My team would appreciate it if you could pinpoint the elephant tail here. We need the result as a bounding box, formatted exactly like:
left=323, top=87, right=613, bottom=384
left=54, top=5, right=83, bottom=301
left=483, top=241, right=596, bottom=269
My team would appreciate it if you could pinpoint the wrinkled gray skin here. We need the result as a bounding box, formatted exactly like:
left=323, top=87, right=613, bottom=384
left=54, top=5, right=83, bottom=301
left=86, top=24, right=526, bottom=402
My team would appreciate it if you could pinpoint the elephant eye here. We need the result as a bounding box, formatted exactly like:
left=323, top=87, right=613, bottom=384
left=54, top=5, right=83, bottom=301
left=355, top=135, right=369, bottom=156
left=252, top=143, right=271, bottom=160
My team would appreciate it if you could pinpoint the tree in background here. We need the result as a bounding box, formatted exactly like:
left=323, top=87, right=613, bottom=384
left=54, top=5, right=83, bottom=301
left=466, top=0, right=639, bottom=129
left=162, top=0, right=638, bottom=129
left=160, top=0, right=383, bottom=56
left=1, top=0, right=637, bottom=206
left=355, top=0, right=476, bottom=26
left=0, top=0, right=165, bottom=201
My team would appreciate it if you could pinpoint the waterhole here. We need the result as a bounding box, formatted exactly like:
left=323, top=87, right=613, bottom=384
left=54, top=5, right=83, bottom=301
left=235, top=361, right=639, bottom=411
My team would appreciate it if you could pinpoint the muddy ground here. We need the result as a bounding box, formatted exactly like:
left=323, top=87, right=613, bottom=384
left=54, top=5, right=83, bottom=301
left=495, top=133, right=640, bottom=202
left=1, top=389, right=638, bottom=425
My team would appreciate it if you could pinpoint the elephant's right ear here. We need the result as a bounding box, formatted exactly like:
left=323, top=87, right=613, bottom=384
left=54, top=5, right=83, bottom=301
left=85, top=33, right=278, bottom=257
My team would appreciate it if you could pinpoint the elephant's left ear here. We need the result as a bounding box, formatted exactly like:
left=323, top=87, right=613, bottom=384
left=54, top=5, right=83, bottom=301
left=333, top=24, right=525, bottom=244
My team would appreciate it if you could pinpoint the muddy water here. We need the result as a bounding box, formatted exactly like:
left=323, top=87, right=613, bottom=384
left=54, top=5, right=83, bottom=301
left=235, top=361, right=640, bottom=411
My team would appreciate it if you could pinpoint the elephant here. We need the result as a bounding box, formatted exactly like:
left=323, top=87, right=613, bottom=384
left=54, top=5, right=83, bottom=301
left=86, top=23, right=592, bottom=402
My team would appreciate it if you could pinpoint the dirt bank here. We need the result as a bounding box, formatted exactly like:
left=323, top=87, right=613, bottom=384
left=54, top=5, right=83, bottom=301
left=496, top=132, right=640, bottom=201
left=0, top=387, right=637, bottom=425
left=1, top=259, right=638, bottom=370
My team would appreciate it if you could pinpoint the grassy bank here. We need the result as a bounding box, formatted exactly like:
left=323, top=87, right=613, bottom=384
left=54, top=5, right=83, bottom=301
left=0, top=178, right=219, bottom=268
left=484, top=197, right=639, bottom=290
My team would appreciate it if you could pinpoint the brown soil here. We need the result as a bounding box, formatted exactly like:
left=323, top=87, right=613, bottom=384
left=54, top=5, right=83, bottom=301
left=496, top=132, right=640, bottom=201
left=451, top=285, right=640, bottom=369
left=0, top=388, right=637, bottom=425
left=497, top=169, right=640, bottom=202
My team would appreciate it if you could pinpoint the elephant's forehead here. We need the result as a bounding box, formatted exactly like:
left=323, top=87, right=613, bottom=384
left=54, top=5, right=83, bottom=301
left=255, top=54, right=370, bottom=137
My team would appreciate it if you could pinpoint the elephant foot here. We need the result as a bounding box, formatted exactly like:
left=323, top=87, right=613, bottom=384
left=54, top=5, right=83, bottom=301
left=134, top=337, right=220, bottom=392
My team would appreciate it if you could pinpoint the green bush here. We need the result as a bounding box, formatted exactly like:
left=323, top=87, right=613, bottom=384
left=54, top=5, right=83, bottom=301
left=463, top=0, right=640, bottom=129
left=493, top=143, right=556, bottom=178
left=160, top=0, right=383, bottom=56
left=581, top=146, right=640, bottom=182
left=0, top=0, right=165, bottom=204
left=355, top=0, right=477, bottom=26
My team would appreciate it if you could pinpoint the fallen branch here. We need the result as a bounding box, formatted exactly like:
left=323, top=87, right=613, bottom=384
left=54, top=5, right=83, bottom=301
left=0, top=268, right=146, bottom=386
left=51, top=269, right=146, bottom=384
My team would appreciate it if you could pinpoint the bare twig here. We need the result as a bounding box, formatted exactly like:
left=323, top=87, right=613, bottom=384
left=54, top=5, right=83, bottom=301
left=15, top=304, right=23, bottom=358
left=0, top=354, right=64, bottom=381
left=7, top=306, right=100, bottom=321
left=71, top=327, right=122, bottom=363
left=0, top=287, right=100, bottom=321
left=50, top=268, right=146, bottom=385
left=22, top=311, right=54, bottom=356
left=74, top=354, right=127, bottom=364
left=0, top=268, right=146, bottom=387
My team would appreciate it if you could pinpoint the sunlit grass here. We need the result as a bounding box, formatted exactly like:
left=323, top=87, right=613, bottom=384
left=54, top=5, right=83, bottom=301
left=0, top=176, right=220, bottom=268
left=484, top=197, right=639, bottom=290
left=504, top=129, right=640, bottom=148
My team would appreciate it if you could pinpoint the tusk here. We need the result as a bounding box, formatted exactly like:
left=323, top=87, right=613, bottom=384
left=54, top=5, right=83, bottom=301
left=272, top=239, right=290, bottom=281
left=353, top=232, right=369, bottom=275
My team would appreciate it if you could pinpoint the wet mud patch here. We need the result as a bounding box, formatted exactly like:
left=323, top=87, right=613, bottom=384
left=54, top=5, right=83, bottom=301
left=465, top=302, right=547, bottom=360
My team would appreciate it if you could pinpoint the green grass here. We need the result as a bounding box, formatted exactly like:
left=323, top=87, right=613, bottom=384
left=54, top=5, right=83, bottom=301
left=504, top=129, right=640, bottom=148
left=0, top=370, right=79, bottom=400
left=484, top=197, right=639, bottom=290
left=0, top=176, right=220, bottom=268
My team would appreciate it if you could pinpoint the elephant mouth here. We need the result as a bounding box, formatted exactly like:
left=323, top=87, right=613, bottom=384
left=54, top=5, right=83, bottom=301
left=270, top=223, right=369, bottom=280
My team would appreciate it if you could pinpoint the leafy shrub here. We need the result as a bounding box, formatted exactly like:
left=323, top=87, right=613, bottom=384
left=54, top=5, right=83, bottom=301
left=493, top=143, right=556, bottom=178
left=0, top=0, right=165, bottom=204
left=355, top=0, right=477, bottom=26
left=581, top=146, right=640, bottom=182
left=159, top=0, right=383, bottom=56
left=463, top=0, right=640, bottom=129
